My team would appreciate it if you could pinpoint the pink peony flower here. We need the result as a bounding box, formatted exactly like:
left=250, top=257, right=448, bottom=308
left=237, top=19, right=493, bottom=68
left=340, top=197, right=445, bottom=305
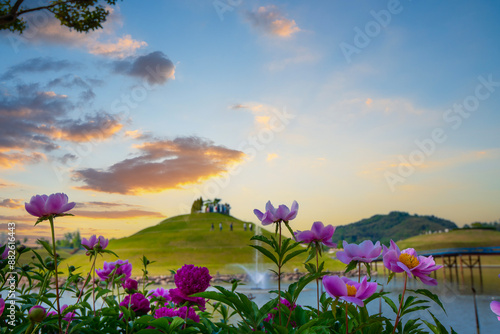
left=120, top=293, right=151, bottom=316
left=254, top=200, right=298, bottom=225
left=96, top=259, right=132, bottom=282
left=336, top=240, right=382, bottom=264
left=25, top=193, right=75, bottom=218
left=323, top=275, right=377, bottom=307
left=294, top=221, right=336, bottom=247
left=169, top=264, right=211, bottom=311
left=28, top=305, right=46, bottom=323
left=491, top=300, right=500, bottom=321
left=149, top=287, right=171, bottom=304
left=264, top=298, right=297, bottom=323
left=81, top=235, right=109, bottom=252
left=382, top=240, right=443, bottom=286
left=154, top=306, right=200, bottom=322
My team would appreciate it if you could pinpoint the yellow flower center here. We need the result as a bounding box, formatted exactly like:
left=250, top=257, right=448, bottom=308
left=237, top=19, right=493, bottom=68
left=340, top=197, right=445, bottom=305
left=346, top=284, right=357, bottom=297
left=399, top=253, right=419, bottom=269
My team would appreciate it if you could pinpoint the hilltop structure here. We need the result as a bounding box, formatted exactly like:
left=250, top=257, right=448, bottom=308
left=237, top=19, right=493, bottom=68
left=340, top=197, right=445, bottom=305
left=191, top=197, right=231, bottom=215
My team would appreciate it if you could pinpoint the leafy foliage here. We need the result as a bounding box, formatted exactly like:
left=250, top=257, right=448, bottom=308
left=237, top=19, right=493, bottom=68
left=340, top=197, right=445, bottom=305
left=0, top=0, right=122, bottom=34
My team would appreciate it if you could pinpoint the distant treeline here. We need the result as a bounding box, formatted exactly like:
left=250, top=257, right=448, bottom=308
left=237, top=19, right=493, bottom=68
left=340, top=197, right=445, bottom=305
left=332, top=211, right=458, bottom=246
left=462, top=221, right=500, bottom=231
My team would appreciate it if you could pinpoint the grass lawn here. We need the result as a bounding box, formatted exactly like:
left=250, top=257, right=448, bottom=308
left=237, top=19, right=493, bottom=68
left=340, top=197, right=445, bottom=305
left=54, top=213, right=345, bottom=277
left=397, top=229, right=500, bottom=250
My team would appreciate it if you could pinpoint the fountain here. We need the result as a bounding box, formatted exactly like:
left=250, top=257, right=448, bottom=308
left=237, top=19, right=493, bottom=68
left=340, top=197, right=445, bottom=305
left=233, top=225, right=269, bottom=289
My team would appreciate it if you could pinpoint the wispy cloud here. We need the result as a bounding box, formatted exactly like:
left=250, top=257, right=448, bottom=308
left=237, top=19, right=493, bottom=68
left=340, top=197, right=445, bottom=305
left=244, top=6, right=300, bottom=37
left=73, top=136, right=245, bottom=194
left=72, top=209, right=163, bottom=219
left=1, top=57, right=81, bottom=80
left=0, top=198, right=23, bottom=209
left=5, top=9, right=146, bottom=58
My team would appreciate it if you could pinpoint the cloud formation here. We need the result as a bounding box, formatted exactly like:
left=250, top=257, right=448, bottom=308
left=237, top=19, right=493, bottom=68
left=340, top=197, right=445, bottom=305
left=245, top=6, right=300, bottom=37
left=0, top=82, right=122, bottom=168
left=113, top=51, right=175, bottom=85
left=4, top=10, right=146, bottom=58
left=1, top=57, right=80, bottom=80
left=73, top=136, right=245, bottom=194
left=0, top=198, right=23, bottom=209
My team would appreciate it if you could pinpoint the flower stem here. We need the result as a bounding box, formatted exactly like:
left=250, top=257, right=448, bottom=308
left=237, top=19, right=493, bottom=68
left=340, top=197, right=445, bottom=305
left=49, top=216, right=62, bottom=334
left=345, top=302, right=348, bottom=334
left=316, top=245, right=320, bottom=316
left=392, top=274, right=408, bottom=334
left=278, top=222, right=282, bottom=326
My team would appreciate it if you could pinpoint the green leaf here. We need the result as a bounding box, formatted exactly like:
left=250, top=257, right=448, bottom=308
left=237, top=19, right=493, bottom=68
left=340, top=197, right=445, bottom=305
left=250, top=234, right=274, bottom=247
left=249, top=245, right=278, bottom=266
left=382, top=296, right=398, bottom=315
left=168, top=317, right=185, bottom=332
left=282, top=248, right=307, bottom=266
left=344, top=260, right=358, bottom=275
left=37, top=239, right=53, bottom=256
left=409, top=288, right=447, bottom=315
left=386, top=271, right=396, bottom=284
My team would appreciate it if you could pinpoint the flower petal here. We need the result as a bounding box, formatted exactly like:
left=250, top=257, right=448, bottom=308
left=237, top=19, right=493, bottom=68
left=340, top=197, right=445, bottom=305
left=323, top=275, right=347, bottom=298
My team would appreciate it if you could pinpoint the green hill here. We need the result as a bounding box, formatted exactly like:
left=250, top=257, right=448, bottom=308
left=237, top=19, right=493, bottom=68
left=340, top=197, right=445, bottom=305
left=397, top=229, right=500, bottom=251
left=333, top=211, right=458, bottom=245
left=65, top=213, right=344, bottom=277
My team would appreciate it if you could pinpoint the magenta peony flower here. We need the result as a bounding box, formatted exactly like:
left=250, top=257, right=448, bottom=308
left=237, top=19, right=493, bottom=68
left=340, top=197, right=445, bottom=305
left=28, top=305, right=46, bottom=323
left=254, top=200, right=298, bottom=225
left=96, top=259, right=132, bottom=282
left=323, top=275, right=377, bottom=307
left=154, top=306, right=200, bottom=322
left=0, top=298, right=4, bottom=317
left=25, top=193, right=75, bottom=218
left=120, top=293, right=151, bottom=316
left=336, top=240, right=382, bottom=264
left=491, top=301, right=500, bottom=321
left=58, top=304, right=76, bottom=322
left=81, top=235, right=109, bottom=253
left=294, top=221, right=336, bottom=247
left=149, top=287, right=171, bottom=303
left=264, top=299, right=298, bottom=326
left=382, top=240, right=443, bottom=286
left=123, top=278, right=138, bottom=294
left=1, top=244, right=8, bottom=260
left=169, top=264, right=211, bottom=311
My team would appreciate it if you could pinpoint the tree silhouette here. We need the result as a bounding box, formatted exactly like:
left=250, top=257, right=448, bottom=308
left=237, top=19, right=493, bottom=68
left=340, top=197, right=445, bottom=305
left=0, top=0, right=122, bottom=34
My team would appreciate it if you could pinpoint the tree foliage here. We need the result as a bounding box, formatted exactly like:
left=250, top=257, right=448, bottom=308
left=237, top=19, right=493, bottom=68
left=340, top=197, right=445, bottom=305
left=191, top=196, right=203, bottom=214
left=0, top=0, right=122, bottom=34
left=333, top=211, right=458, bottom=246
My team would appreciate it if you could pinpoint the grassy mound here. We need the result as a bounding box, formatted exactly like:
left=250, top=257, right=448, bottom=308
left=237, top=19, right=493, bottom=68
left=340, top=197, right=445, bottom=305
left=64, top=213, right=344, bottom=277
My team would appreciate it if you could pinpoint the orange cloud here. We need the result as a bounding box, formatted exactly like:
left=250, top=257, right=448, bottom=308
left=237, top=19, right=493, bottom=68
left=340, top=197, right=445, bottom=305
left=0, top=198, right=23, bottom=209
left=245, top=6, right=300, bottom=37
left=74, top=136, right=245, bottom=194
left=267, top=153, right=279, bottom=161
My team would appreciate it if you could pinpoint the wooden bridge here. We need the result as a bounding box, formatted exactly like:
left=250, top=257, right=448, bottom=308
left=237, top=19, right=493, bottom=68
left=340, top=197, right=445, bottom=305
left=372, top=246, right=500, bottom=288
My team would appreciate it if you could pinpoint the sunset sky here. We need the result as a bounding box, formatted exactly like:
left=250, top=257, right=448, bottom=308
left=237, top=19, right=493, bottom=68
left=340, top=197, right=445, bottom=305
left=1, top=0, right=499, bottom=243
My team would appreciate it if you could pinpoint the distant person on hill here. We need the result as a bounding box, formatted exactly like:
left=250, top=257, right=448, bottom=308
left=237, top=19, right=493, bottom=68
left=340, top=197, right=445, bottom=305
left=211, top=223, right=214, bottom=231
left=249, top=224, right=253, bottom=232
left=243, top=223, right=247, bottom=231
left=219, top=222, right=222, bottom=231
left=230, top=222, right=233, bottom=231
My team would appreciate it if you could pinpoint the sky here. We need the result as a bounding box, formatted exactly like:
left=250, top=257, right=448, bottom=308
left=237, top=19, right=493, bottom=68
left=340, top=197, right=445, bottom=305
left=1, top=0, right=499, bottom=244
